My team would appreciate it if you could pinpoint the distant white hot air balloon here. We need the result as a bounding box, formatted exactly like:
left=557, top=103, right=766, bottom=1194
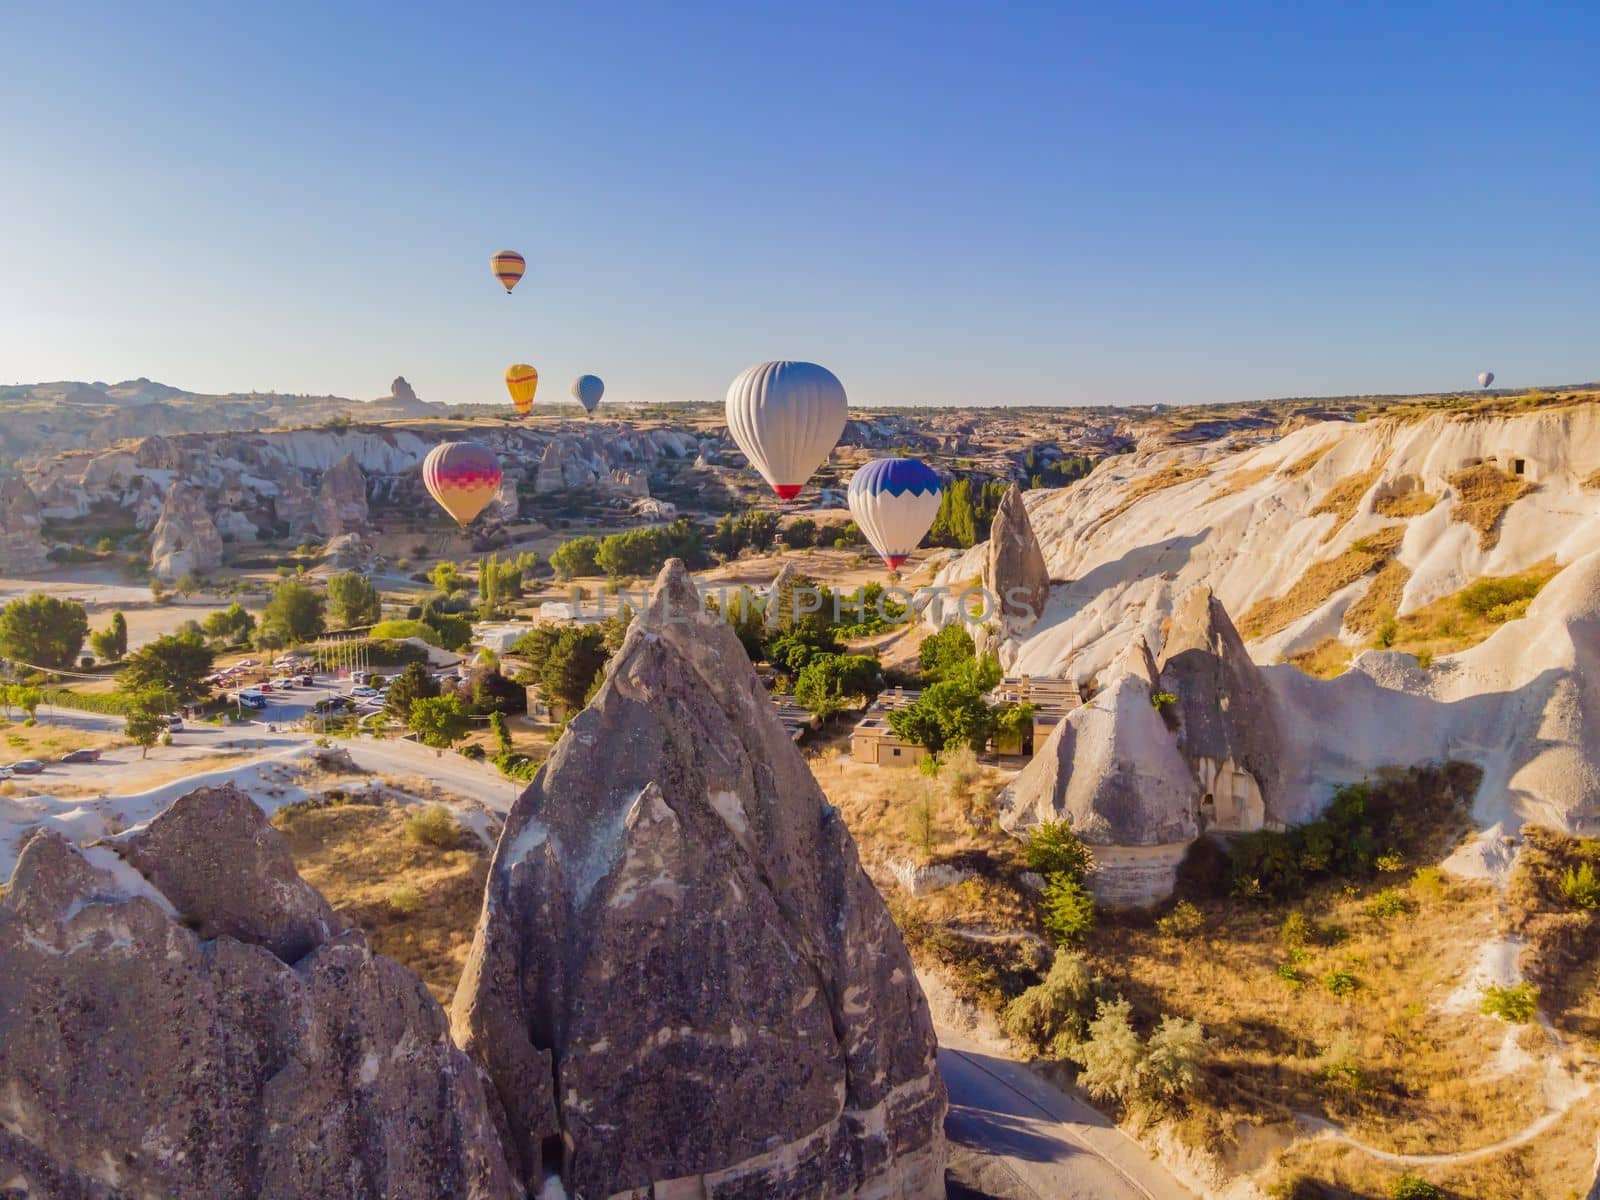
left=1478, top=371, right=1495, bottom=389
left=724, top=361, right=848, bottom=500
left=848, top=458, right=944, bottom=570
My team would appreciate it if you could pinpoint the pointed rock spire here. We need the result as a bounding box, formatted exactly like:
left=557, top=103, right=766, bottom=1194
left=983, top=483, right=1051, bottom=630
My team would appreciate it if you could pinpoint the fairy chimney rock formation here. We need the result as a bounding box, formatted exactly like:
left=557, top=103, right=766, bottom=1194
left=1158, top=584, right=1280, bottom=833
left=0, top=476, right=49, bottom=571
left=313, top=452, right=369, bottom=537
left=149, top=481, right=224, bottom=578
left=451, top=558, right=947, bottom=1198
left=983, top=484, right=1051, bottom=630
left=0, top=785, right=516, bottom=1200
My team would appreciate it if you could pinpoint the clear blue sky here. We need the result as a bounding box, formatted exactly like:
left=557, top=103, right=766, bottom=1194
left=2, top=1, right=1596, bottom=408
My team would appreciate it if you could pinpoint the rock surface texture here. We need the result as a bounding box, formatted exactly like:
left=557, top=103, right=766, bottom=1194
left=452, top=559, right=947, bottom=1198
left=983, top=484, right=1051, bottom=631
left=0, top=785, right=516, bottom=1200
left=313, top=451, right=369, bottom=537
left=148, top=480, right=224, bottom=577
left=0, top=474, right=49, bottom=571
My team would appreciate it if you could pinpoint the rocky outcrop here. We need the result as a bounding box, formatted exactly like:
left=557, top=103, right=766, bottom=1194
left=215, top=508, right=259, bottom=542
left=0, top=475, right=48, bottom=571
left=271, top=468, right=316, bottom=538
left=149, top=481, right=223, bottom=577
left=0, top=786, right=516, bottom=1200
left=1159, top=585, right=1280, bottom=832
left=323, top=532, right=373, bottom=570
left=486, top=470, right=520, bottom=523
left=313, top=452, right=368, bottom=537
left=451, top=560, right=946, bottom=1198
left=983, top=484, right=1051, bottom=631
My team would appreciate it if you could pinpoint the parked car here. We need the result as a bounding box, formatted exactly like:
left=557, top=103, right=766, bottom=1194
left=237, top=658, right=259, bottom=667
left=258, top=682, right=274, bottom=692
left=9, top=760, right=45, bottom=775
left=0, top=766, right=13, bottom=780
left=165, top=716, right=184, bottom=731
left=269, top=678, right=294, bottom=690
left=236, top=690, right=267, bottom=710
left=58, top=748, right=103, bottom=763
left=351, top=686, right=379, bottom=699
left=297, top=673, right=314, bottom=687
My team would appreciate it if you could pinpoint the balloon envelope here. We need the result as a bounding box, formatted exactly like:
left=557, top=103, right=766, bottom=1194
left=422, top=442, right=502, bottom=526
left=490, top=250, right=525, bottom=293
left=571, top=374, right=605, bottom=414
left=724, top=361, right=848, bottom=500
left=848, top=458, right=943, bottom=570
left=505, top=364, right=539, bottom=415
left=1478, top=371, right=1495, bottom=389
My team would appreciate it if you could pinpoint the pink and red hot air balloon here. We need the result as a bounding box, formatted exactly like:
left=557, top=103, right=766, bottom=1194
left=422, top=442, right=502, bottom=527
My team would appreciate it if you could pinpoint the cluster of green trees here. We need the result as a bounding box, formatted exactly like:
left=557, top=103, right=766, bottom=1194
left=886, top=624, right=1025, bottom=754
left=89, top=611, right=128, bottom=661
left=326, top=572, right=381, bottom=628
left=1023, top=450, right=1095, bottom=490
left=475, top=551, right=535, bottom=618
left=928, top=478, right=1009, bottom=548
left=510, top=615, right=628, bottom=717
left=0, top=593, right=89, bottom=670
left=711, top=509, right=780, bottom=557
left=548, top=520, right=706, bottom=581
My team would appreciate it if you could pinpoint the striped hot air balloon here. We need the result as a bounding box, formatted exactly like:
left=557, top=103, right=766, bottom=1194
left=422, top=441, right=502, bottom=526
left=848, top=457, right=943, bottom=570
left=571, top=374, right=604, bottom=415
left=505, top=364, right=539, bottom=416
left=724, top=361, right=848, bottom=501
left=490, top=250, right=526, bottom=294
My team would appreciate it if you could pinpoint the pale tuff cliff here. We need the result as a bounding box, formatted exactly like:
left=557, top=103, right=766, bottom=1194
left=452, top=559, right=947, bottom=1198
left=0, top=786, right=515, bottom=1200
left=0, top=475, right=48, bottom=571
left=148, top=481, right=224, bottom=577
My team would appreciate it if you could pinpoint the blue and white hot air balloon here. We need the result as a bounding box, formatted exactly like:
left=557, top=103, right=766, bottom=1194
left=848, top=457, right=944, bottom=571
left=572, top=374, right=605, bottom=415
left=1478, top=371, right=1495, bottom=390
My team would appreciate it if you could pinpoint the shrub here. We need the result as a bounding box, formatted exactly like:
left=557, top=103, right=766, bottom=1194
left=1070, top=998, right=1204, bottom=1107
left=1479, top=981, right=1539, bottom=1023
left=1155, top=900, right=1205, bottom=938
left=1280, top=910, right=1311, bottom=948
left=1140, top=1015, right=1207, bottom=1102
left=1560, top=861, right=1600, bottom=909
left=404, top=804, right=459, bottom=848
left=388, top=885, right=424, bottom=916
left=1410, top=865, right=1446, bottom=902
left=1025, top=820, right=1094, bottom=884
left=1002, top=950, right=1097, bottom=1054
left=1041, top=876, right=1096, bottom=945
left=1366, top=888, right=1411, bottom=919
left=1322, top=969, right=1360, bottom=997
left=1391, top=1173, right=1444, bottom=1199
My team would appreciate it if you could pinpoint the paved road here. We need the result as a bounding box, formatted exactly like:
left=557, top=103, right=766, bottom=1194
left=939, top=1029, right=1194, bottom=1200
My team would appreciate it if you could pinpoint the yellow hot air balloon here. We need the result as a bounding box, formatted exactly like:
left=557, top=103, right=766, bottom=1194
left=505, top=364, right=539, bottom=416
left=490, top=250, right=525, bottom=293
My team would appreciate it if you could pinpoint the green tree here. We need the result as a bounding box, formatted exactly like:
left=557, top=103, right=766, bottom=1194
left=200, top=602, right=255, bottom=646
left=1002, top=950, right=1098, bottom=1054
left=326, top=571, right=381, bottom=628
left=430, top=561, right=467, bottom=594
left=419, top=599, right=473, bottom=651
left=258, top=579, right=326, bottom=645
left=709, top=589, right=767, bottom=660
left=1026, top=821, right=1095, bottom=883
left=550, top=536, right=601, bottom=580
left=0, top=593, right=89, bottom=670
left=888, top=678, right=996, bottom=753
left=541, top=626, right=610, bottom=714
left=409, top=693, right=472, bottom=750
left=124, top=689, right=171, bottom=758
left=489, top=710, right=513, bottom=756
left=385, top=661, right=440, bottom=721
left=8, top=685, right=43, bottom=722
left=116, top=631, right=215, bottom=705
left=1041, top=875, right=1096, bottom=944
left=794, top=653, right=880, bottom=718
left=90, top=610, right=129, bottom=662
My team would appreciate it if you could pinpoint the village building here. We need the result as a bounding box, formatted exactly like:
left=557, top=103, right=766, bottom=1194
left=986, top=674, right=1083, bottom=757
left=849, top=687, right=928, bottom=768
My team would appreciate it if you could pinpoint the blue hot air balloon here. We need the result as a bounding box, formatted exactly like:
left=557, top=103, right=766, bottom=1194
left=847, top=457, right=944, bottom=570
left=572, top=374, right=605, bottom=414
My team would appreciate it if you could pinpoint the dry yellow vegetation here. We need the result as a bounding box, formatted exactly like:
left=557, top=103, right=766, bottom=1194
left=1208, top=463, right=1276, bottom=501
left=1343, top=559, right=1411, bottom=636
left=1583, top=468, right=1600, bottom=491
left=1378, top=559, right=1561, bottom=660
left=1448, top=464, right=1535, bottom=550
left=1309, top=462, right=1388, bottom=542
left=1284, top=637, right=1354, bottom=679
left=1279, top=444, right=1334, bottom=478
left=1239, top=525, right=1405, bottom=640
left=272, top=795, right=491, bottom=1003
left=1373, top=488, right=1438, bottom=518
left=1099, top=462, right=1211, bottom=524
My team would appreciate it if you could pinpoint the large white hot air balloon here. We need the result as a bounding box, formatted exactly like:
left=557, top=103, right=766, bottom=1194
left=848, top=457, right=943, bottom=570
left=724, top=361, right=848, bottom=500
left=1478, top=371, right=1495, bottom=389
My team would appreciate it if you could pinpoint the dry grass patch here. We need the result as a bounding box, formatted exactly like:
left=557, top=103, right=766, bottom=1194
left=1278, top=444, right=1334, bottom=478
left=1343, top=559, right=1411, bottom=637
left=1099, top=462, right=1211, bottom=524
left=0, top=721, right=124, bottom=759
left=1373, top=488, right=1439, bottom=518
left=1377, top=559, right=1562, bottom=661
left=1208, top=463, right=1276, bottom=501
left=1448, top=464, right=1536, bottom=550
left=272, top=795, right=491, bottom=1003
left=1309, top=462, right=1388, bottom=541
left=1239, top=525, right=1405, bottom=640
left=1582, top=468, right=1600, bottom=491
left=1284, top=637, right=1353, bottom=679
left=1505, top=825, right=1600, bottom=1040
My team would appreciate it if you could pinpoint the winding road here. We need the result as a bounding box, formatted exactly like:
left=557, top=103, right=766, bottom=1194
left=939, top=1028, right=1195, bottom=1200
